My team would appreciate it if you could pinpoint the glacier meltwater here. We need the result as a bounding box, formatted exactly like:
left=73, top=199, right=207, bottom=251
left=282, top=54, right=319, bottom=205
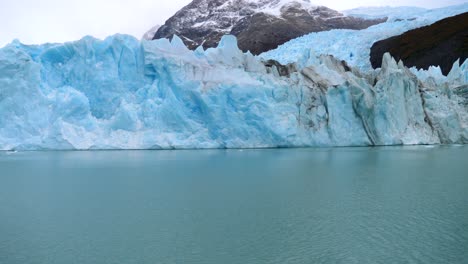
left=0, top=33, right=467, bottom=150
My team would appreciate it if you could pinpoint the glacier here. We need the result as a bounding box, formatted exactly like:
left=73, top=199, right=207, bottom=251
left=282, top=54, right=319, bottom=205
left=342, top=6, right=428, bottom=20
left=261, top=3, right=468, bottom=72
left=0, top=33, right=466, bottom=150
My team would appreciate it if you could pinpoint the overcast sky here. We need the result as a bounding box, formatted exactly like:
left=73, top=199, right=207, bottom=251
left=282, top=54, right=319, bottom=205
left=0, top=0, right=466, bottom=47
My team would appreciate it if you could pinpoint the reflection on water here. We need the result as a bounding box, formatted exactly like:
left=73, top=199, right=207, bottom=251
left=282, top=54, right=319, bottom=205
left=1, top=146, right=467, bottom=264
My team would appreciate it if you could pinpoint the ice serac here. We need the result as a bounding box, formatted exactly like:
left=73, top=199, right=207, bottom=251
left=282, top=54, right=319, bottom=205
left=0, top=34, right=466, bottom=150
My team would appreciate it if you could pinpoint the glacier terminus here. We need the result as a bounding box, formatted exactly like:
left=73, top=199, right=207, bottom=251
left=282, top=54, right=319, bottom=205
left=0, top=32, right=466, bottom=150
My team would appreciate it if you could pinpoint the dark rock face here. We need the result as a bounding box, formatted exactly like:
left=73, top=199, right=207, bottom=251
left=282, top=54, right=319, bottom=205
left=153, top=0, right=386, bottom=55
left=263, top=59, right=298, bottom=77
left=370, top=12, right=468, bottom=75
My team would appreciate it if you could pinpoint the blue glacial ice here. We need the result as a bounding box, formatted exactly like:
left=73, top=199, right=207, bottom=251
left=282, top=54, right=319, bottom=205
left=0, top=33, right=466, bottom=150
left=261, top=3, right=468, bottom=72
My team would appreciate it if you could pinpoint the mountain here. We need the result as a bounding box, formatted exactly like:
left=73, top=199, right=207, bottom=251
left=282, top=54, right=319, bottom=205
left=0, top=35, right=466, bottom=150
left=151, top=0, right=386, bottom=55
left=261, top=4, right=468, bottom=72
left=142, top=25, right=160, bottom=40
left=370, top=12, right=468, bottom=75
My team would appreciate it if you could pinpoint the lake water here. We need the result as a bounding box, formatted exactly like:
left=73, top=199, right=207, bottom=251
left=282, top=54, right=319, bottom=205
left=0, top=146, right=467, bottom=264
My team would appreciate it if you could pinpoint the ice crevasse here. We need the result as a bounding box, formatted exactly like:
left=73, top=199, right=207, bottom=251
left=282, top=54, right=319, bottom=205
left=0, top=34, right=466, bottom=150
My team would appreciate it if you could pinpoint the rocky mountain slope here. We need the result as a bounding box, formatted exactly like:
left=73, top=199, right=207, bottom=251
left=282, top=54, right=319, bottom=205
left=370, top=12, right=468, bottom=75
left=261, top=4, right=468, bottom=72
left=142, top=25, right=160, bottom=40
left=151, top=0, right=386, bottom=54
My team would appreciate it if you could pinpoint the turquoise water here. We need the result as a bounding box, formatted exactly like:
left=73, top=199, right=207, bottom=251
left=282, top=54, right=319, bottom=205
left=0, top=146, right=467, bottom=264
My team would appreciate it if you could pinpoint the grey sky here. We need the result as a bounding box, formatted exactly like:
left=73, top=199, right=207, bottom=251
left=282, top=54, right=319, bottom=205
left=0, top=0, right=466, bottom=47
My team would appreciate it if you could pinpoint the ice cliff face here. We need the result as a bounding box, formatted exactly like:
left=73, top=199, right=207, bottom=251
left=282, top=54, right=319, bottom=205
left=0, top=35, right=466, bottom=150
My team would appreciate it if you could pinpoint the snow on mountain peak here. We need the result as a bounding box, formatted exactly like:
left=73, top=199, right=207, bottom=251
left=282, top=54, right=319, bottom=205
left=243, top=0, right=319, bottom=17
left=158, top=0, right=336, bottom=35
left=152, top=0, right=384, bottom=54
left=142, top=25, right=161, bottom=40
